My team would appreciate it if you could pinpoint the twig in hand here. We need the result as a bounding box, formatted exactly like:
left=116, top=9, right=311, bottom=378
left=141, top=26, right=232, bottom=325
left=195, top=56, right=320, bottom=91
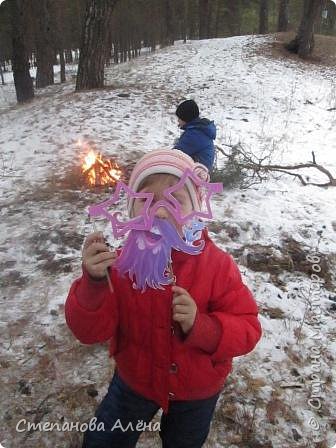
left=91, top=218, right=114, bottom=294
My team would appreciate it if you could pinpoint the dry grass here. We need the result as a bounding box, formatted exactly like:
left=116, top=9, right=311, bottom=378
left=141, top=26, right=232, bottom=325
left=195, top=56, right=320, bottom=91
left=256, top=32, right=336, bottom=67
left=259, top=305, right=286, bottom=320
left=284, top=344, right=302, bottom=364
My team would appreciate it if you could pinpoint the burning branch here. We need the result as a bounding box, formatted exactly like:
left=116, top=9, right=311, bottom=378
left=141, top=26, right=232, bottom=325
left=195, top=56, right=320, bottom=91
left=82, top=150, right=122, bottom=187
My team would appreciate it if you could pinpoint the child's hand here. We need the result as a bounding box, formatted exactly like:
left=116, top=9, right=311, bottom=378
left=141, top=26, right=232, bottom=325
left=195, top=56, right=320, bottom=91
left=172, top=286, right=197, bottom=334
left=82, top=232, right=117, bottom=280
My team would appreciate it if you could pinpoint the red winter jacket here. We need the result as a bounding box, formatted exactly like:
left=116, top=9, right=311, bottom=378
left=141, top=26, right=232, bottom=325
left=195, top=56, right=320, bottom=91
left=65, top=232, right=262, bottom=413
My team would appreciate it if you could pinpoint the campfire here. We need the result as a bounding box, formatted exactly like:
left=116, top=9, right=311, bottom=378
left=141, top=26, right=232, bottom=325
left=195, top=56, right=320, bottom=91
left=82, top=149, right=122, bottom=187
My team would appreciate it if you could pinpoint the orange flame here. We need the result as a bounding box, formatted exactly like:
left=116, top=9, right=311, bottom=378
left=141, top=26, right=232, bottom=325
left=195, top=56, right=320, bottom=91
left=82, top=149, right=122, bottom=186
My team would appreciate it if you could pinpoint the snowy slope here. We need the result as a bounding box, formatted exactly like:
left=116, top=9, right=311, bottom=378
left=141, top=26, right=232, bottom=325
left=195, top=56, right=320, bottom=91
left=0, top=35, right=335, bottom=448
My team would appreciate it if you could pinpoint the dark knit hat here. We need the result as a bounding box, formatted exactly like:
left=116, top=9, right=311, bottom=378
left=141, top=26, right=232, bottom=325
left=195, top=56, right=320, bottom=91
left=176, top=100, right=200, bottom=123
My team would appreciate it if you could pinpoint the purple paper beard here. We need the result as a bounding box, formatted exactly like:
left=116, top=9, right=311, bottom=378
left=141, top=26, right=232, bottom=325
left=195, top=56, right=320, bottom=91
left=115, top=217, right=204, bottom=291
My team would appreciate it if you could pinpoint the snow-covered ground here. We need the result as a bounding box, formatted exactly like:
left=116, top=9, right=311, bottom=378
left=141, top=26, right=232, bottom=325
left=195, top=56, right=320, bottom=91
left=0, top=35, right=335, bottom=448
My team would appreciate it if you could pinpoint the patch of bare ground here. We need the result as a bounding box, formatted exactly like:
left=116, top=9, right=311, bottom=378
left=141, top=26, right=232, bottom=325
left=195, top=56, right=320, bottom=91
left=207, top=362, right=326, bottom=447
left=254, top=32, right=336, bottom=68
left=230, top=236, right=335, bottom=292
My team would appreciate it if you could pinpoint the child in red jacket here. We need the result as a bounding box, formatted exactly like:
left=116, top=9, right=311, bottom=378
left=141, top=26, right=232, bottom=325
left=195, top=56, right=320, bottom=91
left=65, top=149, right=262, bottom=448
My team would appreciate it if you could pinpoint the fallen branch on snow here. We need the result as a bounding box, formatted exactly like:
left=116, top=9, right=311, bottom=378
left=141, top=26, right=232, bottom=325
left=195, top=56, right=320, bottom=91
left=216, top=144, right=336, bottom=187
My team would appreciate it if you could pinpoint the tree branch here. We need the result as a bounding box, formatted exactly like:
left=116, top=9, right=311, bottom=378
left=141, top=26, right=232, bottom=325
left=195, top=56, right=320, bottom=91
left=216, top=144, right=336, bottom=187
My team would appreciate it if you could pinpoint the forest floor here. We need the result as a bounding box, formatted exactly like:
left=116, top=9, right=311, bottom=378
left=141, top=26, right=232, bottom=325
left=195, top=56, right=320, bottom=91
left=0, top=35, right=336, bottom=448
left=262, top=32, right=336, bottom=67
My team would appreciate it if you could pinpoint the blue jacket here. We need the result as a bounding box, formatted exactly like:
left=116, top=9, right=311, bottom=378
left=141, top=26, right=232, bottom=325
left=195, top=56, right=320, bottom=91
left=174, top=118, right=216, bottom=170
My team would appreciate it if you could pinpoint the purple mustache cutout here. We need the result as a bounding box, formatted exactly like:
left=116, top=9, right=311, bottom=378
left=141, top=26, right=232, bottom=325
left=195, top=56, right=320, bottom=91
left=115, top=217, right=204, bottom=291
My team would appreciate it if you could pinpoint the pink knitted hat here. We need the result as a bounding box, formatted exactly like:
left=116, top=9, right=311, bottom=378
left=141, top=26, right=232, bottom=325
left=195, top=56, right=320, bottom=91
left=128, top=149, right=209, bottom=214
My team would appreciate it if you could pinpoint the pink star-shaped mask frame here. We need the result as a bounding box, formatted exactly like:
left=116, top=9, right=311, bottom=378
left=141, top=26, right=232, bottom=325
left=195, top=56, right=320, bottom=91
left=88, top=168, right=223, bottom=238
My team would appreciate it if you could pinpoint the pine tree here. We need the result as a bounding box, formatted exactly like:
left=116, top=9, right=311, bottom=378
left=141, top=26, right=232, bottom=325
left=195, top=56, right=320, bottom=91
left=10, top=0, right=34, bottom=103
left=278, top=0, right=290, bottom=32
left=286, top=0, right=323, bottom=58
left=199, top=0, right=210, bottom=39
left=259, top=0, right=269, bottom=34
left=76, top=0, right=119, bottom=91
left=32, top=0, right=55, bottom=88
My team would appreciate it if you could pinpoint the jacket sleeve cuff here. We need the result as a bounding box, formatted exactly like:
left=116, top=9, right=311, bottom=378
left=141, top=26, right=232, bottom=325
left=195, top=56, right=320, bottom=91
left=184, top=310, right=222, bottom=354
left=76, top=267, right=110, bottom=311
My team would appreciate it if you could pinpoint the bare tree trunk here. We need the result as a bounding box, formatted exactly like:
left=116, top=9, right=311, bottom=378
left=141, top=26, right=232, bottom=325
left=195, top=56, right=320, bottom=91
left=181, top=0, right=188, bottom=43
left=151, top=38, right=156, bottom=52
left=10, top=0, right=34, bottom=103
left=0, top=63, right=4, bottom=85
left=162, top=0, right=174, bottom=46
left=286, top=0, right=323, bottom=58
left=278, top=0, right=290, bottom=31
left=0, top=53, right=5, bottom=86
left=224, top=0, right=241, bottom=36
left=106, top=30, right=113, bottom=65
left=53, top=0, right=67, bottom=83
left=214, top=0, right=220, bottom=38
left=326, top=2, right=336, bottom=33
left=65, top=49, right=73, bottom=64
left=76, top=0, right=119, bottom=91
left=127, top=40, right=132, bottom=61
left=113, top=42, right=119, bottom=63
left=207, top=0, right=214, bottom=38
left=59, top=50, right=66, bottom=83
left=199, top=0, right=210, bottom=39
left=259, top=0, right=269, bottom=34
left=33, top=0, right=54, bottom=88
